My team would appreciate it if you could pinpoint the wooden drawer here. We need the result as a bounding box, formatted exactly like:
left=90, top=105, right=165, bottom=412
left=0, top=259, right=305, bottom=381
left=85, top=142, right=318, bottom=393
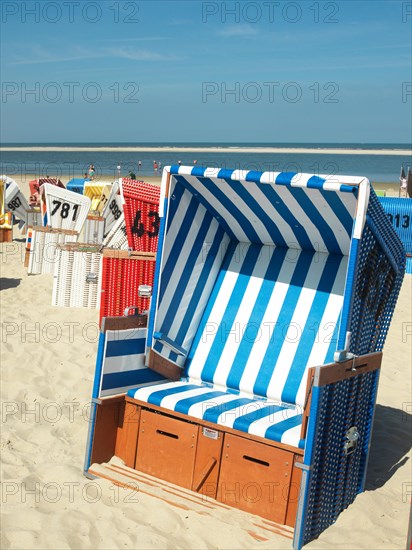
left=217, top=433, right=293, bottom=524
left=135, top=409, right=199, bottom=489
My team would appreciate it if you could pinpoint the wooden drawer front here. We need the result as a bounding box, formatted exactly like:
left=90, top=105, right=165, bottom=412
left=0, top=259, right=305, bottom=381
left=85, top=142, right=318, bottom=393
left=135, top=410, right=198, bottom=489
left=217, top=434, right=293, bottom=525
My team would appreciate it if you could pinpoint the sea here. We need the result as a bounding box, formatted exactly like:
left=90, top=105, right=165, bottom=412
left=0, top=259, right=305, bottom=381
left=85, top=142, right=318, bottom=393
left=1, top=142, right=411, bottom=184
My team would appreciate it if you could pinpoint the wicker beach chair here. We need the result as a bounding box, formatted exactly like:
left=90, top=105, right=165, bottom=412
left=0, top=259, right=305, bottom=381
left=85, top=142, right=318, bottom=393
left=83, top=182, right=112, bottom=213
left=378, top=196, right=412, bottom=274
left=3, top=177, right=30, bottom=232
left=85, top=166, right=405, bottom=548
left=0, top=179, right=12, bottom=242
left=52, top=243, right=102, bottom=308
left=27, top=226, right=78, bottom=275
left=29, top=177, right=65, bottom=207
left=66, top=177, right=89, bottom=194
left=120, top=178, right=160, bottom=252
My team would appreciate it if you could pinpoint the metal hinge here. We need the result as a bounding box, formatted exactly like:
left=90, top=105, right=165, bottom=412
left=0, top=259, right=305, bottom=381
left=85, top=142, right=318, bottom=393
left=344, top=426, right=359, bottom=455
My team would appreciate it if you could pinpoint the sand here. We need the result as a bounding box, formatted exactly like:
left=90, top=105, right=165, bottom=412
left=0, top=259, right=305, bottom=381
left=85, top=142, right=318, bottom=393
left=1, top=146, right=410, bottom=156
left=1, top=176, right=411, bottom=550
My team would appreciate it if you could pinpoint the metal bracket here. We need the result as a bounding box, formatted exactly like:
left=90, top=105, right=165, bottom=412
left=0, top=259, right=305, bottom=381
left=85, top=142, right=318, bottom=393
left=86, top=273, right=98, bottom=283
left=295, top=462, right=312, bottom=472
left=124, top=306, right=139, bottom=316
left=344, top=426, right=359, bottom=455
left=138, top=284, right=152, bottom=297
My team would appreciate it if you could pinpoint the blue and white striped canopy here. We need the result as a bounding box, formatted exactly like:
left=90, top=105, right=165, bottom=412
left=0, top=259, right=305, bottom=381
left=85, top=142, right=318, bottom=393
left=150, top=166, right=367, bottom=362
left=163, top=166, right=365, bottom=254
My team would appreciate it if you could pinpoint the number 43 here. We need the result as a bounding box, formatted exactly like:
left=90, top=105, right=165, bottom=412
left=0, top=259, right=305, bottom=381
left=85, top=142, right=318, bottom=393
left=131, top=210, right=160, bottom=237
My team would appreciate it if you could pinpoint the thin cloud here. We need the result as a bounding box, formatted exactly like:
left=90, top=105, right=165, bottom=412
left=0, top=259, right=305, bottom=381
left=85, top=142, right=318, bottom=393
left=217, top=24, right=258, bottom=37
left=103, top=47, right=180, bottom=61
left=96, top=36, right=170, bottom=43
left=8, top=44, right=180, bottom=65
left=8, top=45, right=101, bottom=65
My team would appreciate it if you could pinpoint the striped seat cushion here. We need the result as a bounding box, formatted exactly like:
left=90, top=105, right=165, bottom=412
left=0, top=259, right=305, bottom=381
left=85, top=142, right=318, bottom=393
left=127, top=380, right=304, bottom=448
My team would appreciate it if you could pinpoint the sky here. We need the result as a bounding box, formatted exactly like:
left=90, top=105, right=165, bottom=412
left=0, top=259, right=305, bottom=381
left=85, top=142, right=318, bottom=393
left=1, top=0, right=411, bottom=143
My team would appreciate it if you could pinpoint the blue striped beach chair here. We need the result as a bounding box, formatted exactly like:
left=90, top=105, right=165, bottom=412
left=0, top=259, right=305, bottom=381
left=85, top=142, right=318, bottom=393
left=85, top=166, right=405, bottom=548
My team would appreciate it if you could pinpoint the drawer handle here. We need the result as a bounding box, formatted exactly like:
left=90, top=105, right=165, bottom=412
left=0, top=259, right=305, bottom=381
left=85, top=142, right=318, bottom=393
left=156, top=429, right=178, bottom=439
left=243, top=455, right=270, bottom=467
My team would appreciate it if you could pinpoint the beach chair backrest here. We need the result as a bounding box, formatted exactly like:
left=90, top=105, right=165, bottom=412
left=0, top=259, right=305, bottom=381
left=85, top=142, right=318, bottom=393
left=120, top=178, right=161, bottom=252
left=40, top=183, right=91, bottom=232
left=378, top=197, right=412, bottom=258
left=186, top=241, right=348, bottom=407
left=148, top=169, right=365, bottom=399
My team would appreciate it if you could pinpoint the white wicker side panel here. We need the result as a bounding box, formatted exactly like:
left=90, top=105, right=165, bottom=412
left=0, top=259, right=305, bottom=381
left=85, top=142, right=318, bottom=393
left=81, top=218, right=105, bottom=244
left=28, top=229, right=45, bottom=275
left=70, top=250, right=85, bottom=308
left=41, top=232, right=59, bottom=274
left=85, top=252, right=102, bottom=309
left=51, top=248, right=62, bottom=306
left=63, top=250, right=74, bottom=307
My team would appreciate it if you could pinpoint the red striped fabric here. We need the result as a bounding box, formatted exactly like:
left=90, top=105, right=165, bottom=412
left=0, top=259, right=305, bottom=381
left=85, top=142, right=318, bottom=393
left=99, top=255, right=156, bottom=324
left=121, top=179, right=160, bottom=252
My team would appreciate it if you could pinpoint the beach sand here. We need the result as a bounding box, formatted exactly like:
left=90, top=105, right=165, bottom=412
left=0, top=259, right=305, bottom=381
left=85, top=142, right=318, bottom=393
left=1, top=177, right=411, bottom=549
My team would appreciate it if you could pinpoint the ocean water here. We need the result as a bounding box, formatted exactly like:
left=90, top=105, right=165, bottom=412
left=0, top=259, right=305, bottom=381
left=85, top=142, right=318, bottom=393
left=1, top=142, right=411, bottom=183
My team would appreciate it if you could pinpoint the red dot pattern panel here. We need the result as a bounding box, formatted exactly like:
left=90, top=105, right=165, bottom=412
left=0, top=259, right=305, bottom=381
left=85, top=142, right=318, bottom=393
left=122, top=179, right=161, bottom=252
left=99, top=256, right=156, bottom=324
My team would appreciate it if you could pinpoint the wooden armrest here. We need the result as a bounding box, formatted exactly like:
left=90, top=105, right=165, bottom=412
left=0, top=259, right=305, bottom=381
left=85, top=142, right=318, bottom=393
left=315, top=352, right=382, bottom=386
left=299, top=352, right=382, bottom=441
left=101, top=315, right=147, bottom=332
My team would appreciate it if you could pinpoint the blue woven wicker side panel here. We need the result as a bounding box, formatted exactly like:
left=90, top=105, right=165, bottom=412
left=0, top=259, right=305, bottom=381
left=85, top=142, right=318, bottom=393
left=302, top=369, right=379, bottom=546
left=349, top=191, right=405, bottom=355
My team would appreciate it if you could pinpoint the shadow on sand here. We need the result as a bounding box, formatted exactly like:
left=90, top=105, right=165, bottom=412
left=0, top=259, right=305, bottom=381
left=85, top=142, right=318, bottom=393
left=365, top=403, right=411, bottom=491
left=0, top=278, right=22, bottom=291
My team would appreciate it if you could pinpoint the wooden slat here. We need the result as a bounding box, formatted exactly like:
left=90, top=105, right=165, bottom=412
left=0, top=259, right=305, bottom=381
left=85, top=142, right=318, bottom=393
left=102, top=248, right=156, bottom=260
left=32, top=225, right=78, bottom=235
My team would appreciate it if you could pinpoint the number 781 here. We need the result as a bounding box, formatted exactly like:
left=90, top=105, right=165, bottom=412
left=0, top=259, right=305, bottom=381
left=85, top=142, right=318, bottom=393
left=51, top=200, right=80, bottom=221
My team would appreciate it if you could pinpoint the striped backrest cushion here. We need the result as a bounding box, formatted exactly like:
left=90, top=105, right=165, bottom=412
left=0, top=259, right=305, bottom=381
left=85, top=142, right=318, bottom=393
left=186, top=242, right=348, bottom=407
left=99, top=327, right=165, bottom=398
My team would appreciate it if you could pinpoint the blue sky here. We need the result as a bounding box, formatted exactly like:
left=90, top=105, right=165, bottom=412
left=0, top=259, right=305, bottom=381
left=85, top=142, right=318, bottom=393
left=1, top=0, right=411, bottom=143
